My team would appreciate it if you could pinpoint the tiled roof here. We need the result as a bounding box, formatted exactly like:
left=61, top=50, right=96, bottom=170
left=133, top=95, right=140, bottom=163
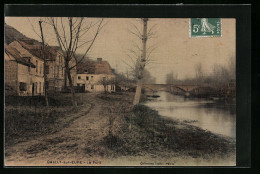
left=5, top=44, right=36, bottom=68
left=18, top=39, right=58, bottom=61
left=77, top=59, right=113, bottom=75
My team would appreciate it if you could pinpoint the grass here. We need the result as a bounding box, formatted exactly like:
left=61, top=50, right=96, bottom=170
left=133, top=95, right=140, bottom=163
left=98, top=93, right=235, bottom=160
left=5, top=93, right=88, bottom=146
left=5, top=92, right=236, bottom=162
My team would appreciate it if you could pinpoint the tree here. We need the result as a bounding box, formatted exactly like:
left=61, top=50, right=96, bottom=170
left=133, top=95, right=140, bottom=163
left=228, top=55, right=236, bottom=80
left=142, top=69, right=156, bottom=84
left=98, top=76, right=115, bottom=95
left=194, top=63, right=204, bottom=84
left=123, top=18, right=157, bottom=105
left=165, top=71, right=178, bottom=84
left=46, top=17, right=104, bottom=108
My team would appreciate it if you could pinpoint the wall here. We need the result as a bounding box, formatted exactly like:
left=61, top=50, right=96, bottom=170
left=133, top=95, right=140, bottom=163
left=5, top=53, right=18, bottom=95
left=46, top=52, right=65, bottom=91
left=76, top=73, right=115, bottom=92
left=9, top=41, right=45, bottom=96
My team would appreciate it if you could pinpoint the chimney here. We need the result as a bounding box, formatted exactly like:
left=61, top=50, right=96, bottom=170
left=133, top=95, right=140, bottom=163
left=97, top=58, right=102, bottom=64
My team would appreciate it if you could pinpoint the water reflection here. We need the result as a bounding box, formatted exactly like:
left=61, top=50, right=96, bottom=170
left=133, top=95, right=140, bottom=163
left=144, top=91, right=236, bottom=138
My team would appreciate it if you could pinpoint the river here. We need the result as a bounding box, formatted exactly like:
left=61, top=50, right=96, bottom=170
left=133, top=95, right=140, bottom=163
left=144, top=91, right=236, bottom=138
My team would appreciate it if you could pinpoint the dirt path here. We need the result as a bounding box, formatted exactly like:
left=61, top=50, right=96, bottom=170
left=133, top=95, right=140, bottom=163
left=5, top=94, right=110, bottom=166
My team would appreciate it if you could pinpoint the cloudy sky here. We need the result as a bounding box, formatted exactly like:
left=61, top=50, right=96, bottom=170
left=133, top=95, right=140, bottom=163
left=5, top=17, right=235, bottom=84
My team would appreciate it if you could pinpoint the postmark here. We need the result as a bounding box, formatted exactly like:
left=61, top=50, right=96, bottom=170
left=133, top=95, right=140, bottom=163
left=190, top=18, right=222, bottom=37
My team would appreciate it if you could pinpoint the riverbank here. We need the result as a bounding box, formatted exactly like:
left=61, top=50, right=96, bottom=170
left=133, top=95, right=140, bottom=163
left=95, top=93, right=236, bottom=165
left=5, top=92, right=236, bottom=166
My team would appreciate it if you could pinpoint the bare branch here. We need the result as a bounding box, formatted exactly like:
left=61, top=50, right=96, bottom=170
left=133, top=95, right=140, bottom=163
left=69, top=18, right=104, bottom=70
left=27, top=18, right=42, bottom=39
left=129, top=22, right=142, bottom=37
left=127, top=28, right=142, bottom=40
left=60, top=17, right=68, bottom=50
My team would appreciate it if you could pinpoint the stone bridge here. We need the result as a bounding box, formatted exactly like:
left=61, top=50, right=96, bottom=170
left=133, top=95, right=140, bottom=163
left=141, top=84, right=215, bottom=93
left=142, top=84, right=216, bottom=95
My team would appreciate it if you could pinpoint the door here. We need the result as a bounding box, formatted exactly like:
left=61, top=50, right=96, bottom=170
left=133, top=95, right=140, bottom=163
left=32, top=83, right=34, bottom=96
left=82, top=84, right=85, bottom=92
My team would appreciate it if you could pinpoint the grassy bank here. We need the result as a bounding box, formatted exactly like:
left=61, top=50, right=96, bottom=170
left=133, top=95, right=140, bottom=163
left=5, top=93, right=91, bottom=146
left=98, top=93, right=235, bottom=160
left=5, top=92, right=236, bottom=163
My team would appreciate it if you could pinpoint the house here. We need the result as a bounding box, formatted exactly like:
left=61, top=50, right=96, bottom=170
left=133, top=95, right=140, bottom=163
left=44, top=46, right=66, bottom=92
left=9, top=39, right=77, bottom=92
left=76, top=58, right=116, bottom=92
left=5, top=43, right=44, bottom=96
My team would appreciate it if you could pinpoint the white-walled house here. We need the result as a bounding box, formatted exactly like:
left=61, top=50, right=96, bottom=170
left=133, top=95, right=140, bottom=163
left=5, top=43, right=44, bottom=96
left=76, top=58, right=116, bottom=93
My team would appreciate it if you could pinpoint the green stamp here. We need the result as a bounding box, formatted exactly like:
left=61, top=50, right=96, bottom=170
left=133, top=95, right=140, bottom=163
left=190, top=18, right=222, bottom=37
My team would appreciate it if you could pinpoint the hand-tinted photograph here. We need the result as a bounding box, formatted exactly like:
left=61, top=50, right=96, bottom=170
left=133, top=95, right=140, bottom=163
left=4, top=17, right=236, bottom=166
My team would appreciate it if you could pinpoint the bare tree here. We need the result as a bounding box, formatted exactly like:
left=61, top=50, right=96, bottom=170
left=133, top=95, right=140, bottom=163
left=45, top=17, right=104, bottom=108
left=123, top=18, right=157, bottom=105
left=194, top=63, right=204, bottom=84
left=98, top=76, right=115, bottom=95
left=165, top=71, right=178, bottom=84
left=228, top=55, right=236, bottom=80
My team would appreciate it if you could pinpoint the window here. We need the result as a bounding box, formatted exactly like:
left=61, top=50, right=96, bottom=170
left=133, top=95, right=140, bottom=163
left=77, top=83, right=80, bottom=87
left=28, top=59, right=31, bottom=72
left=35, top=82, right=38, bottom=94
left=78, top=76, right=81, bottom=79
left=19, top=82, right=27, bottom=91
left=46, top=65, right=49, bottom=74
left=91, top=85, right=94, bottom=89
left=86, top=76, right=89, bottom=80
left=40, top=64, right=42, bottom=74
left=39, top=82, right=41, bottom=94
left=91, top=76, right=94, bottom=79
left=46, top=81, right=49, bottom=90
left=36, top=60, right=38, bottom=73
left=57, top=66, right=59, bottom=78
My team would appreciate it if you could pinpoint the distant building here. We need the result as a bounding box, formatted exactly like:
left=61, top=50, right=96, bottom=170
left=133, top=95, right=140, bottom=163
left=76, top=58, right=116, bottom=92
left=5, top=43, right=44, bottom=96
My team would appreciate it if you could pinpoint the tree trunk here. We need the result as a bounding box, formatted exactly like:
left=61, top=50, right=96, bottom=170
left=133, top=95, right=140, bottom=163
left=133, top=80, right=142, bottom=105
left=133, top=18, right=148, bottom=105
left=64, top=69, right=67, bottom=90
left=66, top=62, right=77, bottom=108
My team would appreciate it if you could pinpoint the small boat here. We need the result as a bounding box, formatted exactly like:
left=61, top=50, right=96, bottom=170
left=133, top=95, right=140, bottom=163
left=152, top=91, right=160, bottom=98
left=152, top=95, right=160, bottom=98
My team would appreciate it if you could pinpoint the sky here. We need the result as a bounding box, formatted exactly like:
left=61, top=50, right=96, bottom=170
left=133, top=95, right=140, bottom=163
left=5, top=17, right=236, bottom=84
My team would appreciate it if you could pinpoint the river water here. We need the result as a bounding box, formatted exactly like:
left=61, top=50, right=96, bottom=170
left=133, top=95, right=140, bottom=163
left=144, top=91, right=236, bottom=138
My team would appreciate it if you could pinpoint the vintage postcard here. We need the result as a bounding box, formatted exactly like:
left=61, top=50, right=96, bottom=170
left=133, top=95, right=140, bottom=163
left=4, top=16, right=236, bottom=166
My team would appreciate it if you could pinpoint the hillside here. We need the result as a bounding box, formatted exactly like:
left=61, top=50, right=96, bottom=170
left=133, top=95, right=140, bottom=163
left=4, top=23, right=31, bottom=44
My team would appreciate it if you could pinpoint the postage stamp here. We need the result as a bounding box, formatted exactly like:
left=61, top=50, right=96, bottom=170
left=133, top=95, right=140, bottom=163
left=190, top=18, right=222, bottom=37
